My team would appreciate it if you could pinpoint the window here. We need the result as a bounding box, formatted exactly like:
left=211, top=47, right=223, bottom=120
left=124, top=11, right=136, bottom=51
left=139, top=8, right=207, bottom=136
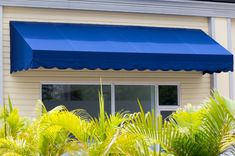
left=41, top=83, right=179, bottom=118
left=115, top=85, right=155, bottom=113
left=42, top=84, right=111, bottom=117
left=159, top=85, right=178, bottom=106
left=159, top=85, right=178, bottom=119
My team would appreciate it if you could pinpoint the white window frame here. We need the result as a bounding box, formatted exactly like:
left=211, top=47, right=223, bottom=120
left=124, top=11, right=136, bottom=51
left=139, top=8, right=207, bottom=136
left=40, top=81, right=181, bottom=116
left=158, top=83, right=181, bottom=113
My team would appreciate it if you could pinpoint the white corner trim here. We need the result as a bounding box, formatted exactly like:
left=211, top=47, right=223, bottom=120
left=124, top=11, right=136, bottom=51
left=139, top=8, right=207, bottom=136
left=209, top=17, right=217, bottom=90
left=0, top=6, right=3, bottom=105
left=1, top=0, right=235, bottom=18
left=227, top=18, right=234, bottom=99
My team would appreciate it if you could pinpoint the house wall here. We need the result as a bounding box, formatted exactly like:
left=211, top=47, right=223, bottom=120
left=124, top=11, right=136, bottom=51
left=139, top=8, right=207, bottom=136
left=3, top=7, right=211, bottom=117
left=212, top=18, right=230, bottom=98
left=232, top=19, right=235, bottom=99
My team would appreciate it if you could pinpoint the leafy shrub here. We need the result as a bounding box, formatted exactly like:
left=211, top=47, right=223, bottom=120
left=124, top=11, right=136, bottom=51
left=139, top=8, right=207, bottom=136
left=0, top=91, right=234, bottom=156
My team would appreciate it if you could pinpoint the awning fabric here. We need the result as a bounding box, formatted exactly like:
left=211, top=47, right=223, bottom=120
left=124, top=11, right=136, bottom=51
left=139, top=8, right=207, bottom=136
left=10, top=21, right=233, bottom=73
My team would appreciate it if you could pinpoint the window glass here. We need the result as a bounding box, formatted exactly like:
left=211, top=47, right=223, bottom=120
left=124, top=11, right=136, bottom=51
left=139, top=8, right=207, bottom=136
left=161, top=111, right=174, bottom=120
left=42, top=85, right=111, bottom=117
left=159, top=85, right=178, bottom=106
left=115, top=85, right=155, bottom=113
left=42, top=84, right=179, bottom=117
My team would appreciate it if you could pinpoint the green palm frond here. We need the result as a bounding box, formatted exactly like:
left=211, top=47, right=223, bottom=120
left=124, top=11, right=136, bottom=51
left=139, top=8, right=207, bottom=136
left=7, top=97, right=13, bottom=113
left=1, top=88, right=235, bottom=156
left=37, top=124, right=81, bottom=156
left=158, top=103, right=206, bottom=155
left=125, top=100, right=159, bottom=145
left=0, top=137, right=33, bottom=156
left=2, top=152, right=22, bottom=156
left=98, top=85, right=106, bottom=141
left=0, top=98, right=29, bottom=139
left=35, top=100, right=47, bottom=118
left=39, top=110, right=92, bottom=145
left=72, top=109, right=92, bottom=121
left=6, top=109, right=25, bottom=138
left=157, top=91, right=235, bottom=156
left=199, top=92, right=235, bottom=155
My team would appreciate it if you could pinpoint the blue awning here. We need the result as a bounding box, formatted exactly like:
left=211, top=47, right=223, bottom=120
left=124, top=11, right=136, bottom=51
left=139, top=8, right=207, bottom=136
left=10, top=21, right=233, bottom=74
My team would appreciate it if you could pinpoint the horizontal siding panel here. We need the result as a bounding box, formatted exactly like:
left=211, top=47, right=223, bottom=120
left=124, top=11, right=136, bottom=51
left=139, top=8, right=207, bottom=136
left=3, top=13, right=209, bottom=23
left=8, top=70, right=207, bottom=77
left=3, top=7, right=208, bottom=24
left=5, top=94, right=40, bottom=100
left=3, top=83, right=210, bottom=90
left=181, top=89, right=210, bottom=94
left=6, top=69, right=205, bottom=74
left=3, top=6, right=210, bottom=117
left=182, top=97, right=210, bottom=102
left=5, top=88, right=39, bottom=93
left=183, top=97, right=210, bottom=103
left=7, top=73, right=209, bottom=79
left=3, top=82, right=210, bottom=90
left=4, top=82, right=38, bottom=85
left=3, top=77, right=210, bottom=84
left=8, top=70, right=210, bottom=77
left=5, top=98, right=40, bottom=103
left=181, top=84, right=210, bottom=89
left=10, top=101, right=39, bottom=106
left=182, top=101, right=207, bottom=106
left=2, top=21, right=209, bottom=30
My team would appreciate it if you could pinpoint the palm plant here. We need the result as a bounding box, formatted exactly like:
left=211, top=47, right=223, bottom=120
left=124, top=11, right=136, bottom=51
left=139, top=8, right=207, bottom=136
left=0, top=88, right=234, bottom=156
left=0, top=97, right=36, bottom=155
left=37, top=86, right=130, bottom=156
left=165, top=92, right=235, bottom=156
left=126, top=91, right=235, bottom=156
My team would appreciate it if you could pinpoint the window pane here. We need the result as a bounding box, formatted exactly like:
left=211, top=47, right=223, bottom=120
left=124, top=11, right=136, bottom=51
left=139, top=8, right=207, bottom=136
left=159, top=85, right=178, bottom=106
left=42, top=85, right=111, bottom=117
left=161, top=111, right=174, bottom=120
left=115, top=85, right=155, bottom=113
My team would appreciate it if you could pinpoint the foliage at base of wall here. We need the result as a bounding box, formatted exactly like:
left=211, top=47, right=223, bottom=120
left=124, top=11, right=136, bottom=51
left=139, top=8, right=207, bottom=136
left=0, top=90, right=234, bottom=156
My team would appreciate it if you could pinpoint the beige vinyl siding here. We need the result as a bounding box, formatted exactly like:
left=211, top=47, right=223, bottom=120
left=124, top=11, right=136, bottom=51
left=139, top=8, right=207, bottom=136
left=3, top=7, right=210, bottom=117
left=211, top=18, right=230, bottom=98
